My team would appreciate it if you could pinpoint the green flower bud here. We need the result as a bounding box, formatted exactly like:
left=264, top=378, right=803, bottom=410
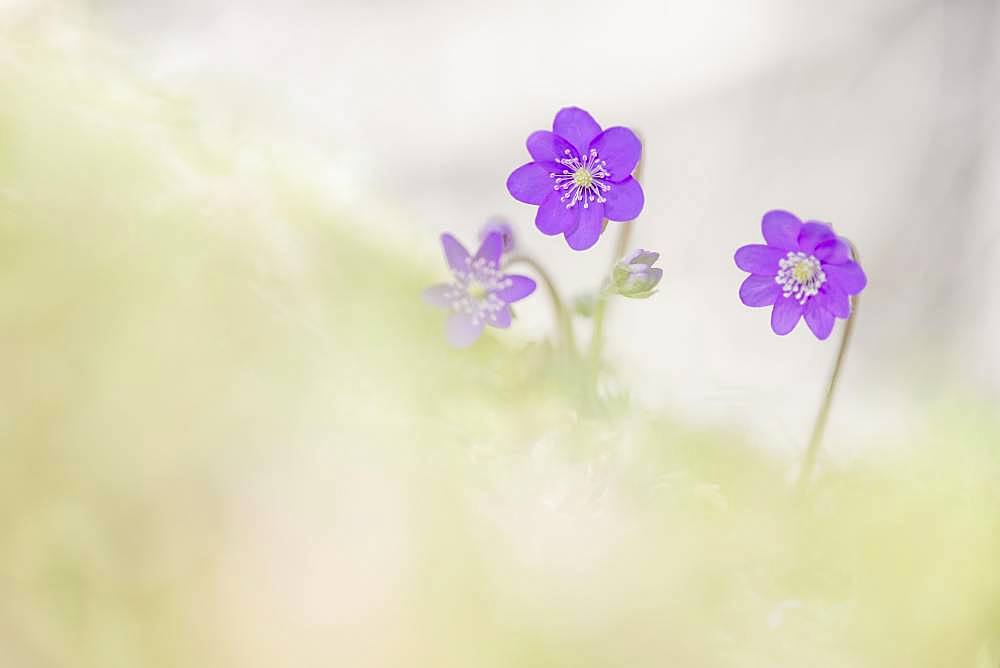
left=610, top=249, right=662, bottom=299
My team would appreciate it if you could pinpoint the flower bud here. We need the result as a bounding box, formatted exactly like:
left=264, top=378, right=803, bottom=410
left=479, top=217, right=515, bottom=254
left=610, top=249, right=662, bottom=298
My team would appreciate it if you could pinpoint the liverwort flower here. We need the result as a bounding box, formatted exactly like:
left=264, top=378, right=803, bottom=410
left=609, top=249, right=662, bottom=298
left=734, top=210, right=867, bottom=339
left=506, top=106, right=644, bottom=251
left=479, top=217, right=516, bottom=254
left=423, top=231, right=536, bottom=348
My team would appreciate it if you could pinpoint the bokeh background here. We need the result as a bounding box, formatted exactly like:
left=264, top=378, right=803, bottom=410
left=2, top=0, right=999, bottom=665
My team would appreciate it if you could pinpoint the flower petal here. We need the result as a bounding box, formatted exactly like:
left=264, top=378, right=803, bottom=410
left=815, top=238, right=851, bottom=264
left=535, top=191, right=579, bottom=235
left=770, top=297, right=802, bottom=335
left=820, top=281, right=851, bottom=318
left=507, top=161, right=558, bottom=205
left=526, top=131, right=576, bottom=162
left=480, top=218, right=515, bottom=253
left=798, top=222, right=835, bottom=253
left=824, top=260, right=867, bottom=295
left=446, top=312, right=484, bottom=348
left=423, top=283, right=454, bottom=309
left=604, top=176, right=644, bottom=221
left=565, top=202, right=605, bottom=251
left=441, top=233, right=470, bottom=273
left=739, top=274, right=780, bottom=307
left=589, top=127, right=641, bottom=182
left=495, top=274, right=536, bottom=303
left=761, top=210, right=803, bottom=250
left=621, top=267, right=662, bottom=296
left=734, top=244, right=786, bottom=275
left=475, top=231, right=503, bottom=265
left=804, top=298, right=835, bottom=340
left=622, top=249, right=659, bottom=266
left=489, top=305, right=512, bottom=329
left=553, top=106, right=602, bottom=156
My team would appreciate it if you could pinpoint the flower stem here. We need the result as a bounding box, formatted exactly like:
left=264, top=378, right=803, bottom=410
left=588, top=294, right=609, bottom=369
left=504, top=255, right=577, bottom=356
left=588, top=132, right=644, bottom=369
left=797, top=242, right=862, bottom=492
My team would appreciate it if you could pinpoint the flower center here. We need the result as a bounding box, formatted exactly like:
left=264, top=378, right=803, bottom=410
left=792, top=263, right=814, bottom=284
left=467, top=279, right=488, bottom=301
left=441, top=257, right=515, bottom=327
left=550, top=148, right=612, bottom=210
left=775, top=252, right=826, bottom=304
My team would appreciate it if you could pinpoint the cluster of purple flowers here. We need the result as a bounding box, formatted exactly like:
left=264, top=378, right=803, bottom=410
left=425, top=106, right=867, bottom=347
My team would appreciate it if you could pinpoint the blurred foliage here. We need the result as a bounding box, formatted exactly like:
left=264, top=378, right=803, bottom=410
left=1, top=8, right=999, bottom=667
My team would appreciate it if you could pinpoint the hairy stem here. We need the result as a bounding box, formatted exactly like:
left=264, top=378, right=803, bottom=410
left=797, top=242, right=862, bottom=491
left=505, top=255, right=577, bottom=356
left=588, top=133, right=644, bottom=369
left=589, top=294, right=609, bottom=370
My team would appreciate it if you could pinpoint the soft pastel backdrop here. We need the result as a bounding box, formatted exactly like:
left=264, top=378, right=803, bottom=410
left=2, top=1, right=998, bottom=665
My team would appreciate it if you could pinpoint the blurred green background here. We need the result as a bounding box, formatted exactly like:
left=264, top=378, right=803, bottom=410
left=2, top=5, right=1000, bottom=667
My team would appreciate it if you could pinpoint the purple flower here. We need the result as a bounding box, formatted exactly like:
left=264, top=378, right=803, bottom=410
left=423, top=231, right=536, bottom=348
left=734, top=210, right=867, bottom=340
left=506, top=106, right=644, bottom=251
left=479, top=217, right=516, bottom=253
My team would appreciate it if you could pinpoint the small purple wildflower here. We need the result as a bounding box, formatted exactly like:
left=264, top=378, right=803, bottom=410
left=735, top=210, right=867, bottom=340
left=506, top=106, right=644, bottom=251
left=479, top=217, right=516, bottom=254
left=424, top=231, right=536, bottom=348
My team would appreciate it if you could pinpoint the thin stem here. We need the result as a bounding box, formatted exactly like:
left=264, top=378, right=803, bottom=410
left=504, top=255, right=577, bottom=356
left=588, top=132, right=644, bottom=368
left=609, top=191, right=638, bottom=270
left=797, top=242, right=862, bottom=491
left=588, top=294, right=609, bottom=369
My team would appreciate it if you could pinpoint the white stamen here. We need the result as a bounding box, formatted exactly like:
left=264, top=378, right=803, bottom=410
left=775, top=251, right=826, bottom=304
left=549, top=148, right=612, bottom=210
left=445, top=255, right=511, bottom=321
